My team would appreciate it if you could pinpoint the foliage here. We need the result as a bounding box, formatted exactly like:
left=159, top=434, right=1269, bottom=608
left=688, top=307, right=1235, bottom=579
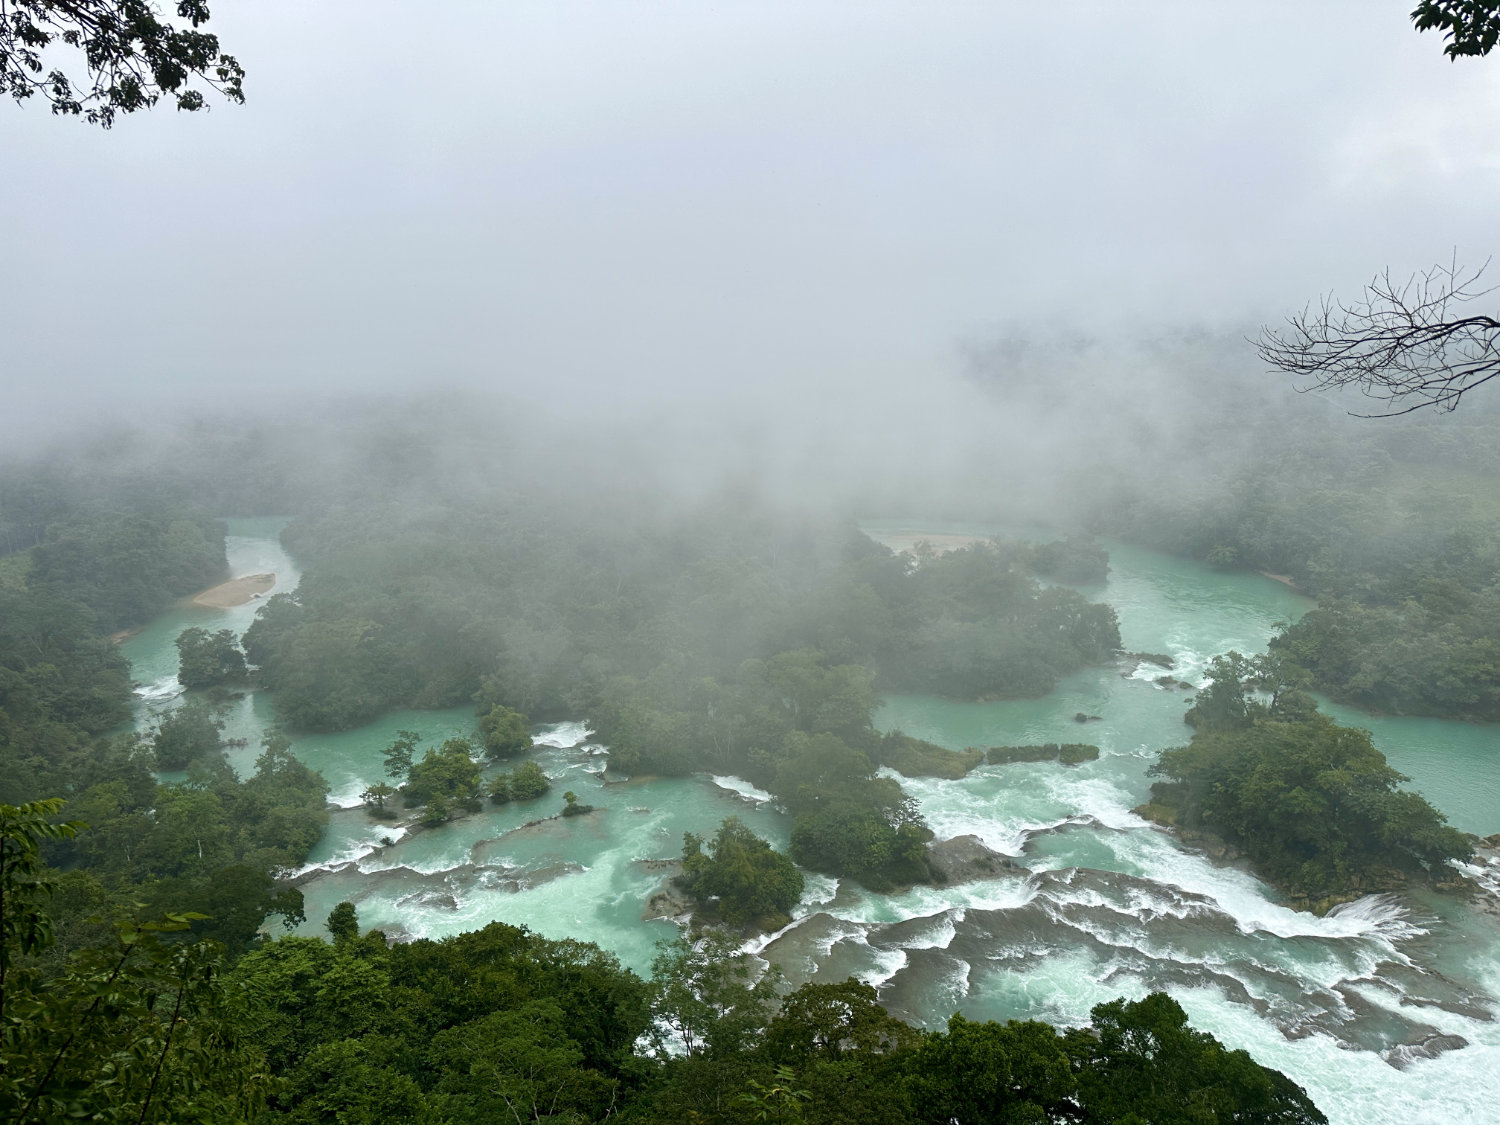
left=478, top=703, right=533, bottom=760
left=150, top=697, right=224, bottom=770
left=233, top=921, right=652, bottom=1120
left=382, top=729, right=421, bottom=780
left=509, top=760, right=551, bottom=801
left=1413, top=0, right=1500, bottom=59
left=1093, top=418, right=1500, bottom=721
left=360, top=780, right=396, bottom=815
left=175, top=626, right=247, bottom=688
left=1149, top=664, right=1471, bottom=900
left=561, top=790, right=595, bottom=817
left=1025, top=534, right=1110, bottom=583
left=0, top=0, right=245, bottom=127
left=1069, top=993, right=1326, bottom=1124
left=402, top=738, right=481, bottom=812
left=5, top=799, right=1328, bottom=1124
left=987, top=742, right=1100, bottom=766
left=326, top=901, right=359, bottom=942
left=0, top=800, right=275, bottom=1124
left=876, top=732, right=985, bottom=778
left=678, top=817, right=804, bottom=927
left=28, top=511, right=225, bottom=632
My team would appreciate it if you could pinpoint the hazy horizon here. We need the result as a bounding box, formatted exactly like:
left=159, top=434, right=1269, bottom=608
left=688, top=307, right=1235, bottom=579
left=5, top=1, right=1499, bottom=457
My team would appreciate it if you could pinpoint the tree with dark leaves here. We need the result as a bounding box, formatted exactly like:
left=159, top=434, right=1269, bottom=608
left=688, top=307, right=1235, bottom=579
left=1413, top=0, right=1500, bottom=58
left=1, top=0, right=243, bottom=127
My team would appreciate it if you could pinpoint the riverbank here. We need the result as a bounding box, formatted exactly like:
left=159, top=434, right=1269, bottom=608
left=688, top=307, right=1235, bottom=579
left=191, top=572, right=276, bottom=608
left=1257, top=570, right=1308, bottom=595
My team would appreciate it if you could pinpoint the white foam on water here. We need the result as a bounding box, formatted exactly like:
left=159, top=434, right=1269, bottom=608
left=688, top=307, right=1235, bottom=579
left=821, top=874, right=1038, bottom=928
left=857, top=941, right=909, bottom=991
left=134, top=676, right=183, bottom=705
left=532, top=721, right=593, bottom=748
left=796, top=872, right=841, bottom=913
left=328, top=784, right=371, bottom=809
left=737, top=913, right=812, bottom=958
left=710, top=775, right=775, bottom=805
left=1037, top=773, right=1147, bottom=833
left=1166, top=982, right=1500, bottom=1125
left=903, top=912, right=958, bottom=951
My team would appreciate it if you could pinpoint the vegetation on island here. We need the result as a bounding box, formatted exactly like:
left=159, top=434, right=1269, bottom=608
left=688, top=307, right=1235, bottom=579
left=232, top=495, right=1119, bottom=890
left=175, top=625, right=248, bottom=688
left=1142, top=653, right=1473, bottom=908
left=677, top=817, right=804, bottom=929
left=561, top=789, right=595, bottom=816
left=478, top=702, right=533, bottom=759
left=988, top=743, right=1101, bottom=766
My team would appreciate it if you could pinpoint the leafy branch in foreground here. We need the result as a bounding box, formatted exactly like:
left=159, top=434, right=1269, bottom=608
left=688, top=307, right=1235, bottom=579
left=0, top=0, right=243, bottom=127
left=1413, top=0, right=1500, bottom=59
left=1257, top=257, right=1500, bottom=415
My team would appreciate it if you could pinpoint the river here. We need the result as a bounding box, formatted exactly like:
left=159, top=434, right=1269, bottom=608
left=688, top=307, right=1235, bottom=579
left=123, top=517, right=1500, bottom=1125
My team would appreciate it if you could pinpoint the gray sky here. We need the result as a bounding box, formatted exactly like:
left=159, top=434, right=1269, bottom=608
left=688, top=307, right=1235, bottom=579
left=4, top=0, right=1499, bottom=445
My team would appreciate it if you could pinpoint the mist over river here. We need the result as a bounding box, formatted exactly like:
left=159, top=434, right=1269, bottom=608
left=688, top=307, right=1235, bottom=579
left=126, top=519, right=1500, bottom=1125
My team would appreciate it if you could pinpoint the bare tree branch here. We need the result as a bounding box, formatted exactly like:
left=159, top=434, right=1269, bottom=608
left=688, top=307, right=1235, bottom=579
left=1256, top=256, right=1500, bottom=416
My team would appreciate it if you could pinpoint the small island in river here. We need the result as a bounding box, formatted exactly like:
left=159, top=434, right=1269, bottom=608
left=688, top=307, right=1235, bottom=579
left=190, top=571, right=275, bottom=607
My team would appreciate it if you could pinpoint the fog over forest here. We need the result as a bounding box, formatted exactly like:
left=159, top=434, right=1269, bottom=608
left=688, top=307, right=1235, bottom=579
left=5, top=5, right=1500, bottom=1125
left=6, top=0, right=1500, bottom=456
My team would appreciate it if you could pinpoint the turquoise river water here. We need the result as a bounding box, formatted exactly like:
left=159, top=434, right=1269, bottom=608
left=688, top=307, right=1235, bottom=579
left=121, top=518, right=1500, bottom=1125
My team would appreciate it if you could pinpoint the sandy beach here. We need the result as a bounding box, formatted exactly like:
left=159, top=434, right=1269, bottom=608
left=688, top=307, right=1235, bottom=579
left=1256, top=570, right=1307, bottom=595
left=190, top=572, right=276, bottom=608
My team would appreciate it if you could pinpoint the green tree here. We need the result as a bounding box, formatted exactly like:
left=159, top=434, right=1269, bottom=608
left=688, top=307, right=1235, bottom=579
left=509, top=761, right=551, bottom=801
left=150, top=697, right=223, bottom=769
left=0, top=0, right=245, bottom=127
left=1414, top=0, right=1500, bottom=58
left=174, top=626, right=247, bottom=689
left=1069, top=993, right=1326, bottom=1124
left=383, top=730, right=422, bottom=781
left=0, top=800, right=275, bottom=1123
left=326, top=901, right=359, bottom=943
left=649, top=933, right=779, bottom=1059
left=403, top=738, right=482, bottom=811
left=677, top=817, right=804, bottom=927
left=478, top=704, right=533, bottom=760
left=1150, top=708, right=1471, bottom=899
left=737, top=1065, right=811, bottom=1124
left=422, top=794, right=451, bottom=826
left=764, top=979, right=918, bottom=1064
left=360, top=781, right=397, bottom=815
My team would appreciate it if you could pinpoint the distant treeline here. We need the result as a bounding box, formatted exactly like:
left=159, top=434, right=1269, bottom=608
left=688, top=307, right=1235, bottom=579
left=1093, top=407, right=1500, bottom=720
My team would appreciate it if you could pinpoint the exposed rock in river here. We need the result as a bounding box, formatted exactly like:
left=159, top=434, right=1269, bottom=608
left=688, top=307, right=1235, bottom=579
left=926, top=834, right=1020, bottom=885
left=637, top=858, right=692, bottom=921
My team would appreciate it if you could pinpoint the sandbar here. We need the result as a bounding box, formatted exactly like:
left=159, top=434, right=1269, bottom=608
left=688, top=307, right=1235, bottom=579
left=191, top=572, right=276, bottom=608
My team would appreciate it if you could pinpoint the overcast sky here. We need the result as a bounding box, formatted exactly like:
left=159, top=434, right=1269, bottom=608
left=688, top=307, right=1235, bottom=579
left=5, top=1, right=1499, bottom=445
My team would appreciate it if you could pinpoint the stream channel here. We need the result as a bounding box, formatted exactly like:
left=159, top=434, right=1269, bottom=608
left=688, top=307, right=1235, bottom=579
left=121, top=517, right=1500, bottom=1124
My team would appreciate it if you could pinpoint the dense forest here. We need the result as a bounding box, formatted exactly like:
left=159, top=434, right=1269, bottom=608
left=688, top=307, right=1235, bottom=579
left=2, top=810, right=1327, bottom=1124
left=1139, top=654, right=1472, bottom=911
left=1094, top=402, right=1500, bottom=720
left=6, top=397, right=1498, bottom=1123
